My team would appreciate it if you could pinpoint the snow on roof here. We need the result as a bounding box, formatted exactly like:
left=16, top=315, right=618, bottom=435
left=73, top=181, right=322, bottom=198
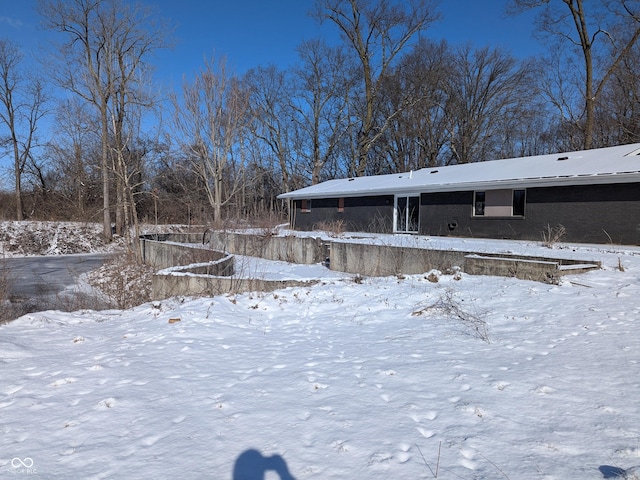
left=278, top=143, right=640, bottom=199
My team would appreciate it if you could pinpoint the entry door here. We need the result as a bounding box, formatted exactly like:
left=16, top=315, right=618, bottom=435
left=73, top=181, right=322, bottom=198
left=395, top=195, right=420, bottom=233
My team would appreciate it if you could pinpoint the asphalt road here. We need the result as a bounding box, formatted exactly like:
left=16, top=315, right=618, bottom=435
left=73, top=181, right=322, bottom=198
left=2, top=253, right=112, bottom=299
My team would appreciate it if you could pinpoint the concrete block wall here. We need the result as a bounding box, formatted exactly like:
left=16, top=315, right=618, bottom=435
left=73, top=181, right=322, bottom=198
left=141, top=233, right=322, bottom=300
left=140, top=234, right=225, bottom=270
left=465, top=255, right=559, bottom=283
left=152, top=272, right=317, bottom=300
left=329, top=240, right=600, bottom=280
left=141, top=232, right=602, bottom=300
left=206, top=231, right=327, bottom=264
left=329, top=241, right=470, bottom=276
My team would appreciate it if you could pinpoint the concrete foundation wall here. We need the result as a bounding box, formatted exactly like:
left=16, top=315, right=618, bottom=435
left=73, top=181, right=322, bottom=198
left=140, top=234, right=225, bottom=270
left=152, top=273, right=317, bottom=300
left=206, top=231, right=327, bottom=264
left=141, top=233, right=320, bottom=300
left=465, top=255, right=558, bottom=283
left=329, top=240, right=600, bottom=280
left=142, top=232, right=602, bottom=301
left=330, top=241, right=470, bottom=276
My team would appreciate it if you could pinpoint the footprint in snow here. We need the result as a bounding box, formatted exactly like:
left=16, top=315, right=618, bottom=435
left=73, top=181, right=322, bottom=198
left=459, top=447, right=478, bottom=470
left=535, top=385, right=555, bottom=395
left=50, top=377, right=78, bottom=387
left=172, top=415, right=186, bottom=424
left=395, top=451, right=411, bottom=463
left=2, top=385, right=23, bottom=395
left=97, top=397, right=116, bottom=409
left=409, top=411, right=438, bottom=422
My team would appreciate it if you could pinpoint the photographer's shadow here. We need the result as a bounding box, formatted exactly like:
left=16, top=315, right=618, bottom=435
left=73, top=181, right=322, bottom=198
left=232, top=449, right=296, bottom=480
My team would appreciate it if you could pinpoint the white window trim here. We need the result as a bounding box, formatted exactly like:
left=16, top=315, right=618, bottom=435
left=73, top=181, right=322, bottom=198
left=394, top=194, right=420, bottom=233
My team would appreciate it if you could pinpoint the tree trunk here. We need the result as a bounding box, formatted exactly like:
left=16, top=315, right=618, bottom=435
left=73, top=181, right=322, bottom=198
left=101, top=106, right=112, bottom=242
left=12, top=138, right=23, bottom=220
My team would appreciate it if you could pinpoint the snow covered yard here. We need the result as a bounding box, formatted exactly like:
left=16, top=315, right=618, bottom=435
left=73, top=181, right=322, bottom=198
left=1, top=222, right=640, bottom=479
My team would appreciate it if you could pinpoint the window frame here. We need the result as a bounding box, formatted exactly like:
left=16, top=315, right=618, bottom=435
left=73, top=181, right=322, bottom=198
left=394, top=194, right=420, bottom=233
left=473, top=189, right=526, bottom=217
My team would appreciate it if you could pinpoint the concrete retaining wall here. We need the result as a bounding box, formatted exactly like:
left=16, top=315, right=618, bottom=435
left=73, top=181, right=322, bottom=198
left=329, top=240, right=601, bottom=281
left=140, top=234, right=224, bottom=270
left=141, top=232, right=602, bottom=300
left=329, top=241, right=469, bottom=276
left=141, top=233, right=320, bottom=300
left=465, top=255, right=557, bottom=283
left=464, top=254, right=600, bottom=283
left=152, top=271, right=317, bottom=300
left=206, top=231, right=327, bottom=264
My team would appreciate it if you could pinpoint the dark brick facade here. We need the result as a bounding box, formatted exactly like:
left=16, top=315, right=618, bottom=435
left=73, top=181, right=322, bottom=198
left=420, top=183, right=640, bottom=245
left=293, top=195, right=394, bottom=233
left=289, top=183, right=640, bottom=245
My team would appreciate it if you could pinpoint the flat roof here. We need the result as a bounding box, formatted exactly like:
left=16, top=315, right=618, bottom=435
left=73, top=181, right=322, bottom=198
left=278, top=143, right=640, bottom=200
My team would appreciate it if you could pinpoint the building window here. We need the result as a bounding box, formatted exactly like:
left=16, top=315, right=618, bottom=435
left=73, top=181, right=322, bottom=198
left=301, top=199, right=311, bottom=213
left=474, top=189, right=525, bottom=217
left=474, top=191, right=486, bottom=216
left=395, top=195, right=420, bottom=233
left=338, top=197, right=344, bottom=213
left=512, top=189, right=526, bottom=216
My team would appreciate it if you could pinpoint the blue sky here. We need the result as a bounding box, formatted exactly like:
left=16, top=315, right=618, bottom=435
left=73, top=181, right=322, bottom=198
left=1, top=0, right=542, bottom=81
left=0, top=0, right=541, bottom=186
left=157, top=0, right=542, bottom=86
left=150, top=0, right=541, bottom=83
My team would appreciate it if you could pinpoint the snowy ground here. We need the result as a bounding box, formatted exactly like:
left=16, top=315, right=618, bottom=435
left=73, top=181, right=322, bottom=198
left=2, top=222, right=640, bottom=479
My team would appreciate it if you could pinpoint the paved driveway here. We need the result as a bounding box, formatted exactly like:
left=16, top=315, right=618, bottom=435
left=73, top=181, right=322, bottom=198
left=3, top=253, right=112, bottom=299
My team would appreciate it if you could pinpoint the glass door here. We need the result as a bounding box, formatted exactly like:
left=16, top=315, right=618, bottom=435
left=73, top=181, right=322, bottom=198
left=395, top=195, right=419, bottom=233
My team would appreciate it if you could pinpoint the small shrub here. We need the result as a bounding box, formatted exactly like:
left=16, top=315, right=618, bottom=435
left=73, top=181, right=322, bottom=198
left=314, top=219, right=345, bottom=238
left=257, top=225, right=277, bottom=239
left=425, top=271, right=440, bottom=283
left=0, top=259, right=10, bottom=304
left=541, top=224, right=566, bottom=248
left=87, top=251, right=154, bottom=309
left=0, top=259, right=13, bottom=323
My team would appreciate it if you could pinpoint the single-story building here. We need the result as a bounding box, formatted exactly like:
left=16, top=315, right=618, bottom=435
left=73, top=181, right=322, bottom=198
left=277, top=143, right=640, bottom=245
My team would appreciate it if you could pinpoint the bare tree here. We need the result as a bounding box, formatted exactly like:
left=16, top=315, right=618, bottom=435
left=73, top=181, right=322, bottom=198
left=152, top=147, right=210, bottom=225
left=373, top=38, right=451, bottom=172
left=46, top=98, right=100, bottom=218
left=171, top=56, right=248, bottom=224
left=0, top=39, right=47, bottom=220
left=509, top=0, right=640, bottom=150
left=444, top=45, right=536, bottom=164
left=244, top=65, right=297, bottom=193
left=40, top=0, right=169, bottom=240
left=598, top=43, right=640, bottom=145
left=293, top=39, right=353, bottom=184
left=314, top=0, right=440, bottom=176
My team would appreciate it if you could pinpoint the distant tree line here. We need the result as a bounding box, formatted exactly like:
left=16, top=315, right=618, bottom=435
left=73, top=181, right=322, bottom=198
left=1, top=0, right=640, bottom=244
